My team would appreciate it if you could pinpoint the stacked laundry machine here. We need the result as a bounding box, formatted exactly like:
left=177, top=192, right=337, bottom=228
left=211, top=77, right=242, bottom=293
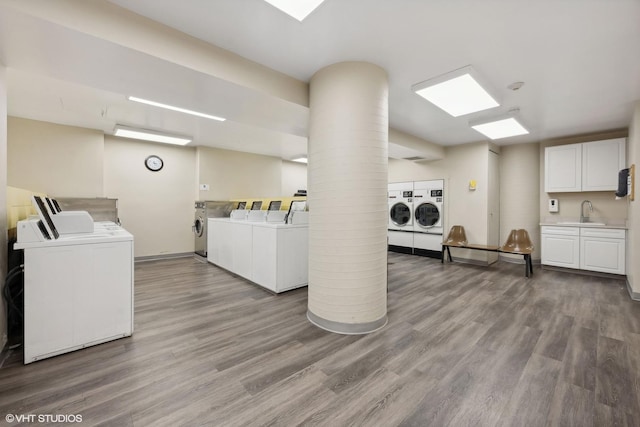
left=388, top=179, right=445, bottom=259
left=388, top=182, right=414, bottom=254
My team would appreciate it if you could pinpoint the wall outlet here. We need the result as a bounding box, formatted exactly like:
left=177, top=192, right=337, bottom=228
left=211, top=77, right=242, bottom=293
left=199, top=184, right=210, bottom=191
left=548, top=198, right=559, bottom=213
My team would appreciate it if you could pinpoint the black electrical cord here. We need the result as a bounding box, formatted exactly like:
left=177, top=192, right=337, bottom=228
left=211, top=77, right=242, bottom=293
left=3, top=264, right=25, bottom=328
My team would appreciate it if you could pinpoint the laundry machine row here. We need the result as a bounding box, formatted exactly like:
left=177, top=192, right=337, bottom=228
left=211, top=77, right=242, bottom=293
left=388, top=180, right=445, bottom=259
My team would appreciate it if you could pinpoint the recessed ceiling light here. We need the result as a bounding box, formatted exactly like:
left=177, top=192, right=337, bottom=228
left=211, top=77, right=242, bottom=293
left=114, top=125, right=192, bottom=145
left=128, top=96, right=225, bottom=121
left=470, top=114, right=529, bottom=140
left=291, top=156, right=308, bottom=164
left=263, top=0, right=326, bottom=21
left=412, top=66, right=499, bottom=117
left=507, top=81, right=525, bottom=91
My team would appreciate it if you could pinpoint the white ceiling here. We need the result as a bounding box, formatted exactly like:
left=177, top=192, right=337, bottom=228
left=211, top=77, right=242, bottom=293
left=1, top=0, right=639, bottom=159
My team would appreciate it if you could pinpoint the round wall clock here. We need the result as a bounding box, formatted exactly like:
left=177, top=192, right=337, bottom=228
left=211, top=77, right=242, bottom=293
left=145, top=155, right=164, bottom=172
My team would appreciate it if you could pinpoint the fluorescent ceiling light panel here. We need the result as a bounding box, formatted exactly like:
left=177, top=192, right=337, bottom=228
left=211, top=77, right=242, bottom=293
left=114, top=125, right=192, bottom=145
left=412, top=66, right=499, bottom=117
left=264, top=0, right=325, bottom=21
left=471, top=117, right=529, bottom=140
left=128, top=96, right=225, bottom=121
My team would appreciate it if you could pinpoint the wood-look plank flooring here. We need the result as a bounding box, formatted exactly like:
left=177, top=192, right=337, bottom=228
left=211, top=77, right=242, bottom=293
left=1, top=252, right=640, bottom=426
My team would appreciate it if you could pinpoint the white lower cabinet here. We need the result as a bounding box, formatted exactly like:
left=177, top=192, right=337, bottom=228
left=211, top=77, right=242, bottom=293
left=579, top=228, right=626, bottom=275
left=541, top=226, right=580, bottom=269
left=541, top=226, right=625, bottom=275
left=208, top=219, right=309, bottom=292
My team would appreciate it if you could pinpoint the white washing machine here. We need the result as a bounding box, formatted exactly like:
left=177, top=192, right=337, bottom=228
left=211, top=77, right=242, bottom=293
left=388, top=182, right=413, bottom=254
left=413, top=179, right=444, bottom=258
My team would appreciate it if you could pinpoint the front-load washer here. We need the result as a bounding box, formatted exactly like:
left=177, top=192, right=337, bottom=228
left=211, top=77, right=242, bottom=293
left=388, top=182, right=413, bottom=254
left=413, top=179, right=444, bottom=258
left=194, top=201, right=234, bottom=257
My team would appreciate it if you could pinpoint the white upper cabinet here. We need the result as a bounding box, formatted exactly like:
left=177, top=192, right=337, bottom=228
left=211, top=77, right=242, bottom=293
left=582, top=138, right=626, bottom=191
left=545, top=138, right=626, bottom=193
left=545, top=143, right=582, bottom=192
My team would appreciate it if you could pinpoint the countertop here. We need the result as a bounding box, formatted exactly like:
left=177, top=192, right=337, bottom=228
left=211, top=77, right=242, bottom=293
left=539, top=217, right=627, bottom=230
left=208, top=217, right=308, bottom=229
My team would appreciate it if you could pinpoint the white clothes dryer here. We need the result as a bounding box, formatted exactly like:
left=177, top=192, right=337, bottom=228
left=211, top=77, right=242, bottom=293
left=388, top=182, right=413, bottom=253
left=413, top=179, right=444, bottom=258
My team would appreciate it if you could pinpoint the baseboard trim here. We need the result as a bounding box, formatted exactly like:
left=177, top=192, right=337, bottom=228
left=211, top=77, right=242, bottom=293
left=499, top=255, right=541, bottom=265
left=413, top=248, right=442, bottom=259
left=388, top=245, right=412, bottom=255
left=541, top=265, right=626, bottom=280
left=135, top=252, right=195, bottom=263
left=307, top=310, right=388, bottom=335
left=627, top=279, right=640, bottom=301
left=450, top=256, right=491, bottom=266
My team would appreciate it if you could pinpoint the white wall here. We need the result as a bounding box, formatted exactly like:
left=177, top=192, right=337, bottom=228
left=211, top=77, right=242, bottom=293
left=389, top=142, right=492, bottom=262
left=538, top=130, right=629, bottom=222
left=104, top=136, right=197, bottom=258
left=500, top=143, right=541, bottom=260
left=8, top=117, right=104, bottom=197
left=196, top=146, right=283, bottom=200
left=0, top=63, right=8, bottom=350
left=627, top=101, right=640, bottom=296
left=4, top=0, right=308, bottom=106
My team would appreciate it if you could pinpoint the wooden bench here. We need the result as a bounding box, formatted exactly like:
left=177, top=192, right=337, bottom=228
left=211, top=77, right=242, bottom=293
left=441, top=226, right=534, bottom=278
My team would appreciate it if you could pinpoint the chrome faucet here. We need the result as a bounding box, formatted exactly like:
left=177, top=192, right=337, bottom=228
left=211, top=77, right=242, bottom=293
left=580, top=200, right=593, bottom=223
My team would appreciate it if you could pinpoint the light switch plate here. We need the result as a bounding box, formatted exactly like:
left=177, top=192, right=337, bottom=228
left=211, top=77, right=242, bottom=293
left=199, top=184, right=210, bottom=191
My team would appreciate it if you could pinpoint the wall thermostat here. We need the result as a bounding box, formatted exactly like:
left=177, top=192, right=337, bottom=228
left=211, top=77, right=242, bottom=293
left=548, top=198, right=559, bottom=213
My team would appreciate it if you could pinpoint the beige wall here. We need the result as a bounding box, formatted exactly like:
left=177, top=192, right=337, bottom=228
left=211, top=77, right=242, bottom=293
left=6, top=118, right=299, bottom=259
left=389, top=142, right=491, bottom=262
left=104, top=136, right=197, bottom=258
left=627, top=101, right=640, bottom=296
left=389, top=127, right=445, bottom=161
left=1, top=64, right=7, bottom=350
left=500, top=143, right=541, bottom=260
left=281, top=160, right=307, bottom=197
left=538, top=130, right=629, bottom=222
left=8, top=117, right=104, bottom=197
left=196, top=146, right=283, bottom=200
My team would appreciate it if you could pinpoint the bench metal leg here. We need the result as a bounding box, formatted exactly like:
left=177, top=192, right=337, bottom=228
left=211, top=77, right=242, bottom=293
left=524, top=254, right=533, bottom=278
left=441, top=246, right=453, bottom=263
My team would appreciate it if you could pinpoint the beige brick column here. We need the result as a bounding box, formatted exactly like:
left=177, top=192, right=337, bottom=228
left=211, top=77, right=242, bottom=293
left=307, top=62, right=388, bottom=334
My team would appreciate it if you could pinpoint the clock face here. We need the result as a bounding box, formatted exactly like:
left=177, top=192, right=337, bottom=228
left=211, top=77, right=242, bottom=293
left=145, top=155, right=163, bottom=172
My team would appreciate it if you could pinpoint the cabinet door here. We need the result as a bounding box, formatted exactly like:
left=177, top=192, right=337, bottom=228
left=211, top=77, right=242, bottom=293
left=252, top=226, right=277, bottom=291
left=580, top=236, right=625, bottom=275
left=582, top=138, right=626, bottom=191
left=232, top=222, right=253, bottom=280
left=545, top=144, right=582, bottom=192
left=541, top=232, right=580, bottom=268
left=279, top=228, right=309, bottom=291
left=24, top=242, right=133, bottom=363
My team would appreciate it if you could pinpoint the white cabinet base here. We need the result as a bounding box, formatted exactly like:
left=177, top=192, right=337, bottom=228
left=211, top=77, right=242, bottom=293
left=579, top=228, right=625, bottom=275
left=208, top=219, right=308, bottom=293
left=541, top=226, right=625, bottom=276
left=21, top=235, right=134, bottom=364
